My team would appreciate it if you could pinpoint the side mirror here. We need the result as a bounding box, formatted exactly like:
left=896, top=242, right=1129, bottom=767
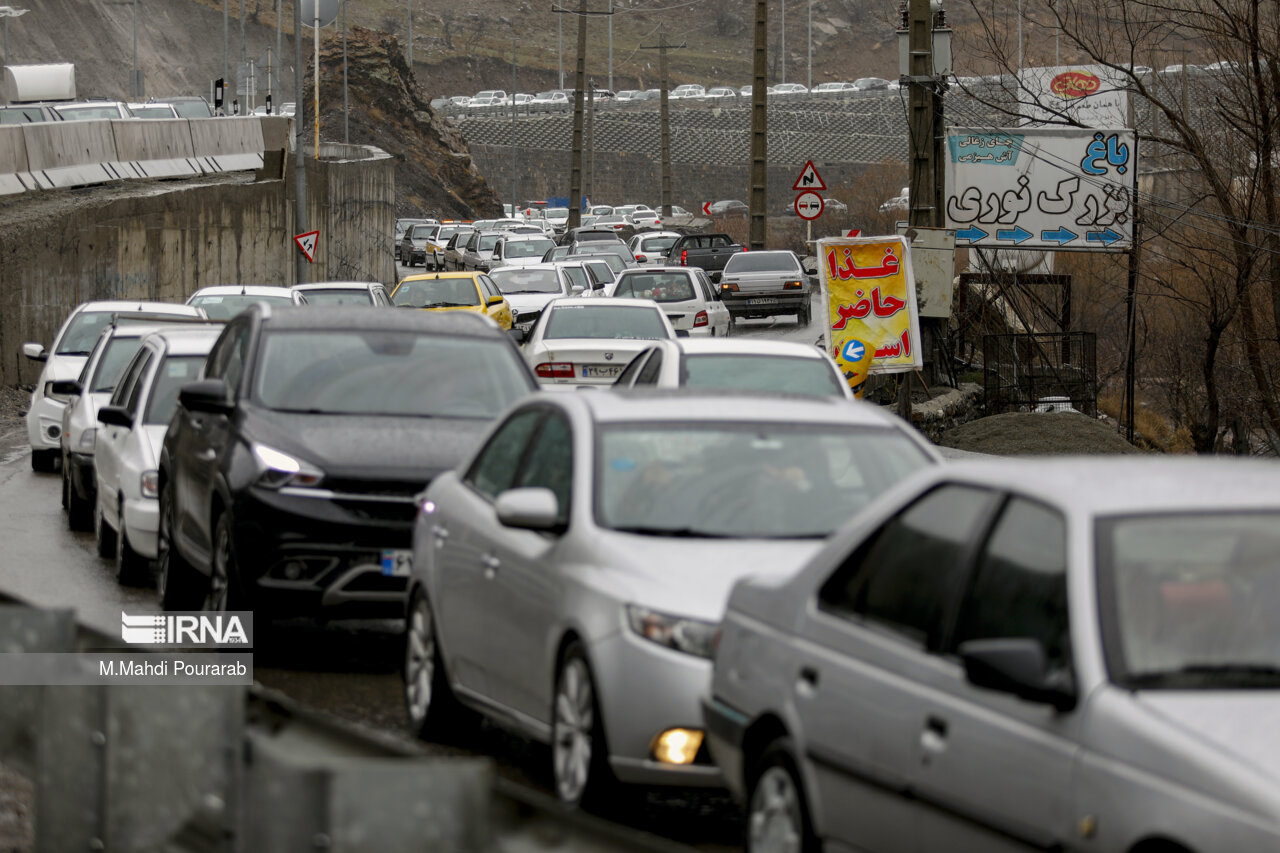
left=178, top=379, right=233, bottom=415
left=97, top=405, right=133, bottom=428
left=49, top=379, right=83, bottom=397
left=507, top=327, right=528, bottom=344
left=487, top=294, right=505, bottom=305
left=570, top=284, right=585, bottom=296
left=959, top=638, right=1077, bottom=712
left=494, top=487, right=562, bottom=532
left=709, top=271, right=722, bottom=284
left=22, top=342, right=47, bottom=362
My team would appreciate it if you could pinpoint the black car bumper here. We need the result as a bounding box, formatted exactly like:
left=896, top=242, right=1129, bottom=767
left=68, top=451, right=96, bottom=502
left=720, top=292, right=808, bottom=318
left=231, top=484, right=421, bottom=619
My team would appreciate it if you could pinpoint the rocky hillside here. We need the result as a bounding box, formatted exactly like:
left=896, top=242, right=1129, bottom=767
left=310, top=27, right=503, bottom=218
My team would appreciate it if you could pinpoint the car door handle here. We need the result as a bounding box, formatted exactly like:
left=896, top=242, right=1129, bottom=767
left=480, top=553, right=500, bottom=579
left=796, top=666, right=819, bottom=697
left=920, top=715, right=949, bottom=761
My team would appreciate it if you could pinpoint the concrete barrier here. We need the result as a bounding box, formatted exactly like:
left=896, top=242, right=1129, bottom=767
left=188, top=116, right=264, bottom=173
left=21, top=120, right=126, bottom=189
left=0, top=125, right=36, bottom=194
left=109, top=117, right=200, bottom=179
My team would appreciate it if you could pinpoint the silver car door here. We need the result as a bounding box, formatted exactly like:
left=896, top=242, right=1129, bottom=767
left=793, top=484, right=1001, bottom=852
left=96, top=347, right=151, bottom=529
left=910, top=497, right=1077, bottom=852
left=480, top=410, right=574, bottom=721
left=437, top=408, right=544, bottom=698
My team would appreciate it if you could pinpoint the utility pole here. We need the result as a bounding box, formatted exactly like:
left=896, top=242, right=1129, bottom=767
left=639, top=31, right=686, bottom=219
left=223, top=0, right=229, bottom=109
left=807, top=0, right=811, bottom=89
left=294, top=0, right=307, bottom=285
left=275, top=0, right=281, bottom=104
left=511, top=37, right=518, bottom=208
left=342, top=0, right=349, bottom=143
left=557, top=8, right=564, bottom=88
left=747, top=0, right=768, bottom=249
left=554, top=0, right=612, bottom=229
left=607, top=0, right=613, bottom=91
left=585, top=80, right=595, bottom=203
left=780, top=0, right=785, bottom=84
left=131, top=0, right=138, bottom=98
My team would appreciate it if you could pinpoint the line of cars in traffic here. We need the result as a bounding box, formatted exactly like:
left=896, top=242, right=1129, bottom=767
left=20, top=247, right=1280, bottom=851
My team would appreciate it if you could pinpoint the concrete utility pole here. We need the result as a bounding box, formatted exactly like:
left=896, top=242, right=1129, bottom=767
left=131, top=0, right=139, bottom=98
left=585, top=80, right=595, bottom=202
left=806, top=0, right=811, bottom=89
left=294, top=0, right=307, bottom=285
left=747, top=0, right=768, bottom=249
left=276, top=0, right=281, bottom=102
left=554, top=0, right=612, bottom=229
left=240, top=0, right=246, bottom=66
left=780, top=0, right=785, bottom=84
left=557, top=10, right=563, bottom=88
left=607, top=0, right=613, bottom=91
left=639, top=31, right=686, bottom=219
left=223, top=0, right=229, bottom=105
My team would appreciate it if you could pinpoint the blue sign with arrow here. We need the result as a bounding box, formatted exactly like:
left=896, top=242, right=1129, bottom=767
left=996, top=226, right=1033, bottom=245
left=1041, top=227, right=1078, bottom=246
left=1086, top=228, right=1123, bottom=247
left=955, top=226, right=988, bottom=244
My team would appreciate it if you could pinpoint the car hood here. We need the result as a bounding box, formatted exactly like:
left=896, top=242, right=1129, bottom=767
left=586, top=531, right=824, bottom=623
left=44, top=355, right=89, bottom=383
left=244, top=409, right=491, bottom=481
left=505, top=293, right=562, bottom=314
left=1137, top=692, right=1280, bottom=783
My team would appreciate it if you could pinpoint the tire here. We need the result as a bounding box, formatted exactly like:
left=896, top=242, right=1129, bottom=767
left=746, top=739, right=819, bottom=853
left=94, top=501, right=117, bottom=559
left=728, top=314, right=737, bottom=336
left=158, top=485, right=203, bottom=611
left=206, top=512, right=246, bottom=612
left=31, top=449, right=57, bottom=473
left=61, top=465, right=70, bottom=509
left=67, top=464, right=92, bottom=532
left=552, top=641, right=616, bottom=809
left=798, top=302, right=812, bottom=328
left=116, top=507, right=151, bottom=587
left=403, top=589, right=477, bottom=740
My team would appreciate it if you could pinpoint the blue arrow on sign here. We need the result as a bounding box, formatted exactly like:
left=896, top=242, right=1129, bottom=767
left=1086, top=228, right=1123, bottom=247
left=1041, top=227, right=1079, bottom=246
left=996, top=226, right=1033, bottom=244
left=955, top=226, right=989, bottom=243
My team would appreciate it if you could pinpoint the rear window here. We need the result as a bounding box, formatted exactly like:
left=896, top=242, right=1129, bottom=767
left=613, top=273, right=697, bottom=303
left=543, top=305, right=668, bottom=340
left=682, top=354, right=845, bottom=397
left=189, top=294, right=294, bottom=321
left=503, top=238, right=556, bottom=258
left=294, top=288, right=373, bottom=306
left=640, top=236, right=678, bottom=254
left=724, top=252, right=800, bottom=273
left=478, top=234, right=501, bottom=251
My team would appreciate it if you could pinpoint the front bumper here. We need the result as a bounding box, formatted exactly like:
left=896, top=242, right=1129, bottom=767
left=231, top=485, right=418, bottom=619
left=702, top=696, right=750, bottom=801
left=67, top=451, right=96, bottom=502
left=592, top=629, right=724, bottom=788
left=720, top=292, right=808, bottom=318
left=27, top=395, right=66, bottom=451
left=122, top=495, right=161, bottom=559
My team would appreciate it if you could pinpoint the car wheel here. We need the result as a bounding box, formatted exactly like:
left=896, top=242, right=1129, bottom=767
left=798, top=302, right=812, bottom=328
left=746, top=739, right=819, bottom=853
left=158, top=486, right=202, bottom=611
left=552, top=642, right=615, bottom=808
left=403, top=589, right=476, bottom=740
left=206, top=513, right=245, bottom=612
left=61, top=465, right=70, bottom=509
left=67, top=468, right=92, bottom=532
left=116, top=507, right=151, bottom=587
left=31, top=449, right=57, bottom=473
left=95, top=501, right=117, bottom=559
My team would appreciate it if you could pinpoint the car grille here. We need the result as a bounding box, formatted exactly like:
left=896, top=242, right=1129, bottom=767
left=514, top=308, right=542, bottom=326
left=321, top=478, right=426, bottom=525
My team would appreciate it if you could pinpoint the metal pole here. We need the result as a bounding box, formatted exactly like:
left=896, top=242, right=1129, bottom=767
left=557, top=9, right=564, bottom=89
left=313, top=9, right=320, bottom=156
left=658, top=39, right=671, bottom=217
left=511, top=37, right=518, bottom=207
left=1017, top=0, right=1022, bottom=73
left=607, top=0, right=613, bottom=91
left=747, top=0, right=768, bottom=250
left=131, top=0, right=138, bottom=98
left=780, top=0, right=785, bottom=84
left=294, top=0, right=307, bottom=285
left=240, top=0, right=246, bottom=65
left=343, top=0, right=349, bottom=143
left=586, top=81, right=595, bottom=202
left=275, top=0, right=281, bottom=101
left=567, top=0, right=587, bottom=229
left=223, top=0, right=229, bottom=107
left=806, top=0, right=811, bottom=89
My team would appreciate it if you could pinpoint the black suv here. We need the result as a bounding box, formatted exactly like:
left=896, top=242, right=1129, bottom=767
left=157, top=306, right=537, bottom=617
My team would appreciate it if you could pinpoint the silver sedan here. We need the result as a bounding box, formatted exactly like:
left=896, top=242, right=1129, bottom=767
left=403, top=392, right=940, bottom=807
left=706, top=457, right=1280, bottom=852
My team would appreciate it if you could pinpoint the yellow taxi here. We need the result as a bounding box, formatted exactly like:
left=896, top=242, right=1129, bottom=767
left=390, top=271, right=514, bottom=330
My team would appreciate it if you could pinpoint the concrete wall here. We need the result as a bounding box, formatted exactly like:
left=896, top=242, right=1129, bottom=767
left=4, top=146, right=396, bottom=389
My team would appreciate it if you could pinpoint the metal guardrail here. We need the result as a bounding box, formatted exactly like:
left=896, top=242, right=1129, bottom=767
left=0, top=592, right=693, bottom=853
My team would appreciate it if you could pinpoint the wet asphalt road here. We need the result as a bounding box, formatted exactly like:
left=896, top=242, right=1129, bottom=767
left=0, top=277, right=820, bottom=851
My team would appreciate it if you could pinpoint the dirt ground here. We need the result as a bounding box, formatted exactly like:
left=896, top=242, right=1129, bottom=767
left=938, top=411, right=1144, bottom=456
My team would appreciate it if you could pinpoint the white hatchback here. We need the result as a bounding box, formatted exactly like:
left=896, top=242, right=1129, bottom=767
left=523, top=297, right=677, bottom=386
left=607, top=267, right=731, bottom=337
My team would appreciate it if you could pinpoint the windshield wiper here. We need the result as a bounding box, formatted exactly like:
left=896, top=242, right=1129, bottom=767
left=57, top=350, right=93, bottom=356
left=422, top=301, right=476, bottom=308
left=1126, top=663, right=1280, bottom=688
left=609, top=525, right=736, bottom=539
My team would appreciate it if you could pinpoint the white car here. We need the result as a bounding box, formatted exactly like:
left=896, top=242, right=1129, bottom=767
left=487, top=235, right=559, bottom=272
left=523, top=297, right=677, bottom=386
left=291, top=281, right=392, bottom=306
left=54, top=101, right=134, bottom=120
left=93, top=326, right=223, bottom=584
left=185, top=285, right=307, bottom=320
left=23, top=301, right=204, bottom=472
left=812, top=81, right=856, bottom=93
left=771, top=82, right=809, bottom=95
left=488, top=264, right=577, bottom=336
left=627, top=231, right=682, bottom=266
left=607, top=267, right=731, bottom=337
left=670, top=84, right=706, bottom=99
left=629, top=210, right=663, bottom=229
left=128, top=102, right=180, bottom=118
left=474, top=89, right=508, bottom=103
left=551, top=261, right=610, bottom=298
left=531, top=91, right=569, bottom=106
left=543, top=206, right=571, bottom=233
left=705, top=87, right=738, bottom=99
left=468, top=96, right=503, bottom=109
left=614, top=338, right=854, bottom=398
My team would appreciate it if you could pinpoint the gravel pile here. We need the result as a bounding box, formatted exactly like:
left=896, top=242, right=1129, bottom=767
left=939, top=411, right=1145, bottom=456
left=0, top=387, right=27, bottom=430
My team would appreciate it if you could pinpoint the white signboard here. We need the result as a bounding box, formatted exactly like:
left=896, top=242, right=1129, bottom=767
left=945, top=127, right=1135, bottom=252
left=1018, top=65, right=1129, bottom=128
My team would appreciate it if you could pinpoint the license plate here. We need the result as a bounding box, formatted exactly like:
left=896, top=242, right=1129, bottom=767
left=746, top=297, right=779, bottom=306
left=381, top=549, right=413, bottom=577
left=583, top=365, right=623, bottom=379
left=515, top=321, right=534, bottom=332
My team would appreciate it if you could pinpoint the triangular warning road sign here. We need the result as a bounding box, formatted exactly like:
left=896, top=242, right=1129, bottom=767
left=294, top=230, right=319, bottom=263
left=792, top=160, right=827, bottom=191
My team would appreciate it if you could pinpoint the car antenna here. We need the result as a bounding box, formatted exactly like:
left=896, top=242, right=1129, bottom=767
left=240, top=285, right=247, bottom=295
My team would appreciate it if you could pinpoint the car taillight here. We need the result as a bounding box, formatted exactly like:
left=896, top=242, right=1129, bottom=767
left=535, top=362, right=575, bottom=378
left=680, top=249, right=688, bottom=265
left=694, top=310, right=708, bottom=327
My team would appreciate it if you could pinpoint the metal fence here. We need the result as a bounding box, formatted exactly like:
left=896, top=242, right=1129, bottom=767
left=983, top=332, right=1097, bottom=417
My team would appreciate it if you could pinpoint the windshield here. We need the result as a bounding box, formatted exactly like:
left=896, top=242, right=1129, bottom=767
left=254, top=331, right=531, bottom=417
left=1100, top=512, right=1280, bottom=688
left=171, top=100, right=212, bottom=117
left=543, top=305, right=668, bottom=340
left=144, top=356, right=205, bottom=425
left=90, top=337, right=146, bottom=393
left=477, top=235, right=500, bottom=252
left=189, top=294, right=294, bottom=320
left=596, top=423, right=931, bottom=538
left=131, top=106, right=173, bottom=118
left=546, top=208, right=569, bottom=219
left=614, top=273, right=696, bottom=302
left=724, top=252, right=800, bottom=273
left=409, top=225, right=436, bottom=239
left=682, top=355, right=844, bottom=396
left=641, top=236, right=678, bottom=254
left=56, top=312, right=119, bottom=355
left=390, top=277, right=480, bottom=308
left=295, top=288, right=372, bottom=306
left=58, top=105, right=123, bottom=120
left=437, top=226, right=464, bottom=242
left=503, top=238, right=555, bottom=258
left=491, top=268, right=562, bottom=294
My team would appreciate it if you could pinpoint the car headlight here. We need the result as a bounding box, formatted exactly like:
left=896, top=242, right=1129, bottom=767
left=44, top=383, right=71, bottom=405
left=140, top=470, right=159, bottom=499
left=626, top=605, right=718, bottom=659
left=251, top=443, right=324, bottom=489
left=77, top=428, right=96, bottom=451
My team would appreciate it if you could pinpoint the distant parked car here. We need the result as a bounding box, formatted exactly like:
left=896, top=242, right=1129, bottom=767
left=771, top=83, right=809, bottom=95
left=128, top=102, right=180, bottom=119
left=705, top=87, right=738, bottom=99
left=54, top=101, right=134, bottom=121
left=531, top=91, right=569, bottom=106
left=812, top=81, right=856, bottom=93
left=670, top=84, right=706, bottom=99
left=709, top=199, right=749, bottom=216
left=614, top=89, right=641, bottom=101
left=854, top=76, right=891, bottom=91
left=153, top=96, right=214, bottom=118
left=186, top=285, right=307, bottom=320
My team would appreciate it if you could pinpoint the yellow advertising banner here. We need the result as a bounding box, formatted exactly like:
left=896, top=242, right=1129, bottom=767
left=818, top=235, right=922, bottom=395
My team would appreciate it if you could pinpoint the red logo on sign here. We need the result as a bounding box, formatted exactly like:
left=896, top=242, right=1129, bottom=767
left=1050, top=71, right=1101, bottom=100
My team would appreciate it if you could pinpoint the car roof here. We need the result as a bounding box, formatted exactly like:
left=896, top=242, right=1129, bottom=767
left=618, top=266, right=693, bottom=275
left=291, top=281, right=379, bottom=291
left=675, top=338, right=828, bottom=358
left=500, top=234, right=554, bottom=241
left=547, top=296, right=658, bottom=309
left=73, top=301, right=203, bottom=316
left=96, top=320, right=215, bottom=343
left=927, top=457, right=1280, bottom=515
left=256, top=305, right=506, bottom=336
left=189, top=285, right=296, bottom=297
left=563, top=389, right=905, bottom=428
left=634, top=231, right=682, bottom=240
left=490, top=263, right=561, bottom=273
left=147, top=326, right=225, bottom=356
left=399, top=271, right=481, bottom=282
